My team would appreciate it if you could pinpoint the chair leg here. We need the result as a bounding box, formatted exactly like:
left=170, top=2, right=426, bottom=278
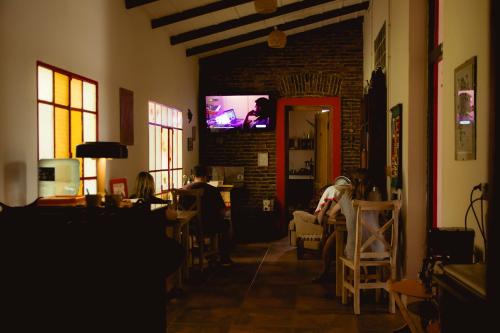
left=375, top=267, right=382, bottom=303
left=389, top=289, right=396, bottom=314
left=341, top=264, right=348, bottom=305
left=354, top=269, right=360, bottom=315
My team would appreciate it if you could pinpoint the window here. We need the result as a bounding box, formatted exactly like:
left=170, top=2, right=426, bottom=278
left=148, top=101, right=183, bottom=195
left=37, top=62, right=98, bottom=194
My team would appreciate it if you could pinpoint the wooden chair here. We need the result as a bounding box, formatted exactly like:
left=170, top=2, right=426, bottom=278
left=340, top=199, right=402, bottom=314
left=171, top=188, right=220, bottom=272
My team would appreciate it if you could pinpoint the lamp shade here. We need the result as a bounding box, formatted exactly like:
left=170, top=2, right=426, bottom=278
left=76, top=142, right=128, bottom=159
left=254, top=0, right=277, bottom=14
left=267, top=28, right=287, bottom=48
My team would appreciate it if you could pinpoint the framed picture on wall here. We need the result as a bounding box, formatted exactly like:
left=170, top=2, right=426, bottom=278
left=390, top=103, right=402, bottom=189
left=454, top=56, right=477, bottom=161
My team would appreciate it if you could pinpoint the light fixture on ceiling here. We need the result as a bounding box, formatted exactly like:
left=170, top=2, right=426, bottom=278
left=267, top=27, right=287, bottom=49
left=254, top=0, right=277, bottom=14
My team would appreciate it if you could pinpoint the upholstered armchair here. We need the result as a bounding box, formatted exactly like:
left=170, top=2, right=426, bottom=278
left=288, top=201, right=332, bottom=258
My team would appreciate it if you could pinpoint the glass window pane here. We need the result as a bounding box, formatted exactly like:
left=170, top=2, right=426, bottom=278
left=168, top=108, right=173, bottom=127
left=83, top=112, right=96, bottom=142
left=177, top=129, right=183, bottom=169
left=83, top=82, right=96, bottom=112
left=155, top=126, right=161, bottom=171
left=173, top=110, right=179, bottom=128
left=154, top=172, right=161, bottom=194
left=178, top=110, right=182, bottom=127
left=70, top=110, right=82, bottom=158
left=172, top=129, right=177, bottom=169
left=161, top=105, right=167, bottom=126
left=155, top=104, right=162, bottom=126
left=71, top=79, right=82, bottom=108
left=169, top=171, right=173, bottom=190
left=162, top=128, right=168, bottom=169
left=54, top=72, right=69, bottom=106
left=38, top=103, right=54, bottom=159
left=84, top=179, right=97, bottom=195
left=161, top=171, right=168, bottom=192
left=149, top=102, right=155, bottom=123
left=55, top=107, right=69, bottom=158
left=84, top=158, right=97, bottom=178
left=149, top=125, right=155, bottom=170
left=38, top=66, right=53, bottom=102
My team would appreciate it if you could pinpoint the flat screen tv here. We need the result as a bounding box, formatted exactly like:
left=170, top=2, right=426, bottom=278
left=205, top=94, right=273, bottom=132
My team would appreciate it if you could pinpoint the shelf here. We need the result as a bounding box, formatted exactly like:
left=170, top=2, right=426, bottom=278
left=289, top=148, right=314, bottom=151
left=288, top=175, right=314, bottom=180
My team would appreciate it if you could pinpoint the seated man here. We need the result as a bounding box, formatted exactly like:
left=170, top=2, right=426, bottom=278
left=183, top=165, right=232, bottom=266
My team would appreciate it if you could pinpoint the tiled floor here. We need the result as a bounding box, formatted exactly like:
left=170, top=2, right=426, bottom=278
left=166, top=238, right=405, bottom=332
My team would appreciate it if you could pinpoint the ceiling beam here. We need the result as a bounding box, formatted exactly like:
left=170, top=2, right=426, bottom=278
left=125, top=0, right=159, bottom=9
left=186, top=1, right=369, bottom=57
left=152, top=0, right=254, bottom=28
left=171, top=0, right=339, bottom=45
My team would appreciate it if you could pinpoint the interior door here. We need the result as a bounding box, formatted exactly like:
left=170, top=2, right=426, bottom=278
left=315, top=111, right=330, bottom=191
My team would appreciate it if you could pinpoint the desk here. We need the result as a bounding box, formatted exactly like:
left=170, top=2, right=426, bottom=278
left=326, top=215, right=346, bottom=297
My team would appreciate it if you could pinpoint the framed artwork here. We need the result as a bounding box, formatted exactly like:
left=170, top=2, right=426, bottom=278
left=454, top=56, right=477, bottom=160
left=120, top=88, right=134, bottom=145
left=187, top=137, right=193, bottom=151
left=390, top=103, right=402, bottom=189
left=109, top=178, right=128, bottom=198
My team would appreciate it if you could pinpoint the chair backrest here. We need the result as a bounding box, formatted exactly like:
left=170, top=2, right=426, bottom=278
left=172, top=188, right=204, bottom=231
left=352, top=200, right=402, bottom=264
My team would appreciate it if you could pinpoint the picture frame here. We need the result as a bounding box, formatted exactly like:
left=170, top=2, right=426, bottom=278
left=109, top=178, right=128, bottom=198
left=454, top=56, right=477, bottom=160
left=390, top=103, right=402, bottom=189
left=119, top=88, right=134, bottom=145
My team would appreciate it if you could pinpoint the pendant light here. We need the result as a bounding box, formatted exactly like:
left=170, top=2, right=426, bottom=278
left=267, top=27, right=287, bottom=49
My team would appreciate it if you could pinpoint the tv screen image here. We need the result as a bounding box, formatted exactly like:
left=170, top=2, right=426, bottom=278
left=205, top=95, right=271, bottom=132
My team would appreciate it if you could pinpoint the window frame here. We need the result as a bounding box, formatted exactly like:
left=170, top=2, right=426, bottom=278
left=36, top=61, right=99, bottom=194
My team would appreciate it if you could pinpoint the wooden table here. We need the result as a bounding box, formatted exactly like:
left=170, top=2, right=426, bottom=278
left=151, top=204, right=197, bottom=286
left=326, top=215, right=347, bottom=297
left=389, top=279, right=433, bottom=333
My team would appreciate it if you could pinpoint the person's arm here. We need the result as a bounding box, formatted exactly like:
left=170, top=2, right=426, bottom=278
left=243, top=110, right=256, bottom=129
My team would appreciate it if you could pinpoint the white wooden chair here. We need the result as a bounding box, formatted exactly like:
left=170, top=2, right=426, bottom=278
left=340, top=199, right=402, bottom=314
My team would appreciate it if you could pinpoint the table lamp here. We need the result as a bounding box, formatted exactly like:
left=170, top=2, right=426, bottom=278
left=76, top=142, right=128, bottom=196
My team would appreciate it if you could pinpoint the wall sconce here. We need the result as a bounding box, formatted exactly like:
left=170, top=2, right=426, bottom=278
left=76, top=142, right=128, bottom=196
left=254, top=0, right=277, bottom=14
left=268, top=27, right=287, bottom=48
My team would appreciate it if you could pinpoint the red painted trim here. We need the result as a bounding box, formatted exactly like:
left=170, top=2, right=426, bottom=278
left=276, top=97, right=341, bottom=232
left=432, top=0, right=440, bottom=228
left=432, top=61, right=439, bottom=228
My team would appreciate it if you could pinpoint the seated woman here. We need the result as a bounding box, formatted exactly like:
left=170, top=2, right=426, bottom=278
left=130, top=171, right=169, bottom=204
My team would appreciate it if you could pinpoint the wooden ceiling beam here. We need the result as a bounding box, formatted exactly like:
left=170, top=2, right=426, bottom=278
left=152, top=0, right=254, bottom=28
left=186, top=2, right=369, bottom=57
left=171, top=0, right=339, bottom=45
left=125, top=0, right=159, bottom=9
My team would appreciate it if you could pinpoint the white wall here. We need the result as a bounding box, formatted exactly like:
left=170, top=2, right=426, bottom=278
left=364, top=0, right=491, bottom=275
left=364, top=0, right=427, bottom=278
left=0, top=0, right=199, bottom=205
left=439, top=0, right=490, bottom=256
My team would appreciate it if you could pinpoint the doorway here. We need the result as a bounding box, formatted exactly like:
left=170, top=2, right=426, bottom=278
left=276, top=97, right=341, bottom=233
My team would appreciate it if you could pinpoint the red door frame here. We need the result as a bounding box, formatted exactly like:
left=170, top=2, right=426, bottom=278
left=276, top=97, right=341, bottom=232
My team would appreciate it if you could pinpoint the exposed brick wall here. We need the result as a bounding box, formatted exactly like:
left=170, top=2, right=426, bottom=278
left=199, top=18, right=363, bottom=228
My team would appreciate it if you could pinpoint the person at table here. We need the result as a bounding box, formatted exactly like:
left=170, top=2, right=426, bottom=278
left=313, top=184, right=384, bottom=284
left=130, top=171, right=169, bottom=204
left=183, top=165, right=233, bottom=266
left=242, top=97, right=271, bottom=129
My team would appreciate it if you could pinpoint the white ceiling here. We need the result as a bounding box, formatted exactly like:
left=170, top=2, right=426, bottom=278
left=132, top=0, right=368, bottom=58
